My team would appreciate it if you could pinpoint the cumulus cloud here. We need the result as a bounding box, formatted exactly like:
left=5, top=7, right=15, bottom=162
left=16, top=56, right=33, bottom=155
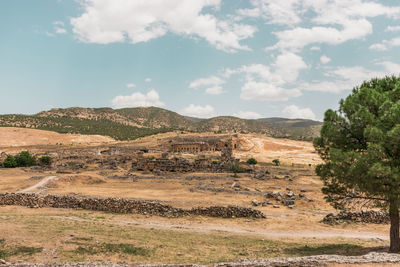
left=181, top=104, right=215, bottom=118
left=301, top=62, right=400, bottom=93
left=189, top=76, right=226, bottom=95
left=145, top=78, right=152, bottom=83
left=251, top=0, right=400, bottom=52
left=70, top=0, right=256, bottom=52
left=224, top=52, right=305, bottom=101
left=369, top=37, right=400, bottom=51
left=369, top=43, right=387, bottom=51
left=282, top=105, right=316, bottom=120
left=111, top=89, right=164, bottom=108
left=126, top=83, right=136, bottom=88
left=241, top=81, right=301, bottom=101
left=233, top=110, right=262, bottom=119
left=320, top=55, right=331, bottom=64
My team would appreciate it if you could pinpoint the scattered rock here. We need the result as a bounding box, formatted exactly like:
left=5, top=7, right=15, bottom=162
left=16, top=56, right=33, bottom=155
left=251, top=199, right=259, bottom=206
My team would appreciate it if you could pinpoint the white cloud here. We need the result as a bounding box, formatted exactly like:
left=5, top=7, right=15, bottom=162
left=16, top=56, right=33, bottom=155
left=302, top=62, right=400, bottom=93
left=225, top=53, right=305, bottom=101
left=241, top=81, right=301, bottom=101
left=273, top=52, right=307, bottom=83
left=205, top=86, right=224, bottom=95
left=189, top=76, right=225, bottom=89
left=237, top=0, right=302, bottom=26
left=233, top=110, right=262, bottom=119
left=55, top=28, right=67, bottom=34
left=369, top=43, right=387, bottom=51
left=70, top=0, right=256, bottom=52
left=386, top=25, right=400, bottom=32
left=181, top=104, right=215, bottom=118
left=189, top=76, right=226, bottom=95
left=282, top=105, right=316, bottom=120
left=111, top=89, right=164, bottom=108
left=145, top=78, right=152, bottom=83
left=320, top=55, right=331, bottom=64
left=369, top=37, right=400, bottom=51
left=310, top=46, right=320, bottom=51
left=126, top=83, right=136, bottom=88
left=53, top=21, right=67, bottom=35
left=258, top=0, right=400, bottom=52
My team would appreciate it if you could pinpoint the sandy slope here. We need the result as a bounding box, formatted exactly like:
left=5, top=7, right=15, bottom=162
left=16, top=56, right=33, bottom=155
left=235, top=134, right=322, bottom=165
left=0, top=127, right=115, bottom=147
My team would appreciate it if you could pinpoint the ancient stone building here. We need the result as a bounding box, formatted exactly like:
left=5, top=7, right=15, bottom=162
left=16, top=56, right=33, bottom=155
left=168, top=135, right=239, bottom=154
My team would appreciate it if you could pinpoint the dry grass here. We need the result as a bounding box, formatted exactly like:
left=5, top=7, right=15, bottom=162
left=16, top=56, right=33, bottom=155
left=0, top=206, right=385, bottom=264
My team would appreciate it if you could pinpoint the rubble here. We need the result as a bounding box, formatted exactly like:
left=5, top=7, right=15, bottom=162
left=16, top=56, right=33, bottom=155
left=0, top=193, right=265, bottom=219
left=323, top=210, right=389, bottom=224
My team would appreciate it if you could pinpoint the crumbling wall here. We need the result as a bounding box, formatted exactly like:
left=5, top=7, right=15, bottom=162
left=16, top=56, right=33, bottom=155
left=0, top=193, right=265, bottom=219
left=323, top=210, right=389, bottom=224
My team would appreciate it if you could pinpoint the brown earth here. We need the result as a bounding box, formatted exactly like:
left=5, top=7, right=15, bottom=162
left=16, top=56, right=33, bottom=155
left=0, top=127, right=115, bottom=147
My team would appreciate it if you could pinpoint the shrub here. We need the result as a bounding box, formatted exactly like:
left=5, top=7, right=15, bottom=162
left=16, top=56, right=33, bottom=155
left=3, top=155, right=17, bottom=168
left=38, top=156, right=52, bottom=166
left=272, top=159, right=280, bottom=166
left=247, top=158, right=258, bottom=165
left=15, top=151, right=36, bottom=167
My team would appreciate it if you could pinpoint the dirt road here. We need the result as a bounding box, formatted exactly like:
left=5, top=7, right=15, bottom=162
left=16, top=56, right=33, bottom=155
left=17, top=176, right=58, bottom=193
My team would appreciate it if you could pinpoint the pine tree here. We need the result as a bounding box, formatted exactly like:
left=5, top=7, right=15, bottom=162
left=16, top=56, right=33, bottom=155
left=314, top=76, right=400, bottom=252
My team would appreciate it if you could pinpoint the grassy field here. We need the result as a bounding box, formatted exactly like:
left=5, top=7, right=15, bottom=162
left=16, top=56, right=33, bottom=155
left=0, top=206, right=384, bottom=264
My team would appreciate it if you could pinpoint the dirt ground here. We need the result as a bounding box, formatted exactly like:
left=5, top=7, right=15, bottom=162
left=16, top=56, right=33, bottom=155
left=0, top=130, right=393, bottom=264
left=0, top=127, right=115, bottom=148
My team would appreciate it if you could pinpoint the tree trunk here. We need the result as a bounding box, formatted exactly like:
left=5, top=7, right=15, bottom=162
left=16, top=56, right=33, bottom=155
left=390, top=200, right=400, bottom=252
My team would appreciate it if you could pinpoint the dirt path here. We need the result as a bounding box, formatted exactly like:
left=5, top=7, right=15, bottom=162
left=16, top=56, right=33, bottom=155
left=52, top=214, right=389, bottom=242
left=17, top=176, right=58, bottom=193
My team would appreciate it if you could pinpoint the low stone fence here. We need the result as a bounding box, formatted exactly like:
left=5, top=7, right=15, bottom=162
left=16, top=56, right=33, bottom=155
left=0, top=193, right=265, bottom=219
left=323, top=210, right=389, bottom=224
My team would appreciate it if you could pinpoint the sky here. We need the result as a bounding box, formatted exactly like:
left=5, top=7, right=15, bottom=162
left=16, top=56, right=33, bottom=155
left=1, top=0, right=400, bottom=120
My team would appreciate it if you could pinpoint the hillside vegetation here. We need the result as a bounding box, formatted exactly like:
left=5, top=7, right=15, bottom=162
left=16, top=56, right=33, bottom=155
left=0, top=107, right=321, bottom=141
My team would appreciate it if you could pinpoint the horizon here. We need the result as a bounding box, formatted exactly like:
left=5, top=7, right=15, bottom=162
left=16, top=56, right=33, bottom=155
left=0, top=105, right=322, bottom=122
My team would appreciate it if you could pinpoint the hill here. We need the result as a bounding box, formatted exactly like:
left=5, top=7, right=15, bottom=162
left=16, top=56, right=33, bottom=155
left=0, top=107, right=321, bottom=141
left=258, top=117, right=322, bottom=140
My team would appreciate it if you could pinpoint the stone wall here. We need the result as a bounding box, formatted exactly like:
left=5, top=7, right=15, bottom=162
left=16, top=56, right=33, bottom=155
left=322, top=210, right=389, bottom=224
left=0, top=193, right=265, bottom=219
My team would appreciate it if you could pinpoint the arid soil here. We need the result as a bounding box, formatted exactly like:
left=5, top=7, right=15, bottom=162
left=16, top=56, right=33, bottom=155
left=0, top=130, right=392, bottom=265
left=0, top=127, right=115, bottom=147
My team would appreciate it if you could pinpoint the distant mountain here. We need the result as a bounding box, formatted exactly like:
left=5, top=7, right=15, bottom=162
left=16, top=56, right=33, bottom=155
left=258, top=117, right=322, bottom=140
left=0, top=107, right=321, bottom=141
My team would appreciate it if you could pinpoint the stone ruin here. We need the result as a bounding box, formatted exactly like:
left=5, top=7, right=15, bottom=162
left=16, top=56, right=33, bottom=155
left=0, top=193, right=265, bottom=219
left=323, top=210, right=389, bottom=224
left=131, top=151, right=240, bottom=173
left=131, top=135, right=240, bottom=173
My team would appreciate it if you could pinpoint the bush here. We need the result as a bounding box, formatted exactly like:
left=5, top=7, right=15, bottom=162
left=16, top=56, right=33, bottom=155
left=247, top=158, right=258, bottom=165
left=228, top=164, right=245, bottom=174
left=3, top=155, right=17, bottom=168
left=38, top=156, right=52, bottom=166
left=272, top=159, right=280, bottom=166
left=15, top=151, right=36, bottom=167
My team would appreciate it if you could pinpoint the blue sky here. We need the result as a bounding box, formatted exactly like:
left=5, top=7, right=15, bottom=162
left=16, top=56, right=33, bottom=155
left=1, top=0, right=400, bottom=120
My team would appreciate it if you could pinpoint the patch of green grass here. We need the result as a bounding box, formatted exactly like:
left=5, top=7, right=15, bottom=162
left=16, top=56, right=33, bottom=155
left=73, top=243, right=151, bottom=257
left=0, top=241, right=42, bottom=260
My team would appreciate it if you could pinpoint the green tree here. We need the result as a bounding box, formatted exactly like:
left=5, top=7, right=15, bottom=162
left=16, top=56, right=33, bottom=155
left=38, top=156, right=52, bottom=166
left=314, top=76, right=400, bottom=252
left=272, top=159, right=280, bottom=166
left=247, top=158, right=258, bottom=165
left=3, top=155, right=17, bottom=168
left=15, top=151, right=36, bottom=167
